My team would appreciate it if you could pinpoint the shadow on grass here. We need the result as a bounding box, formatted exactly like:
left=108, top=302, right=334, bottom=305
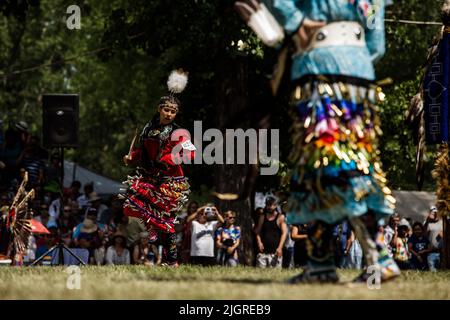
left=137, top=274, right=282, bottom=284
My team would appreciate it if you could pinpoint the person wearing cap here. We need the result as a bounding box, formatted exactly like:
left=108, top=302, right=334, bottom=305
left=424, top=206, right=443, bottom=271
left=73, top=207, right=104, bottom=264
left=254, top=196, right=287, bottom=268
left=392, top=221, right=412, bottom=270
left=85, top=192, right=108, bottom=223
left=133, top=231, right=160, bottom=266
left=121, top=70, right=196, bottom=267
left=14, top=121, right=30, bottom=148
left=76, top=183, right=94, bottom=212
left=105, top=231, right=130, bottom=265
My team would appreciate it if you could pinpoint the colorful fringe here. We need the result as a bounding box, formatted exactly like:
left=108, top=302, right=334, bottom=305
left=287, top=79, right=395, bottom=225
left=122, top=172, right=190, bottom=233
left=432, top=143, right=450, bottom=218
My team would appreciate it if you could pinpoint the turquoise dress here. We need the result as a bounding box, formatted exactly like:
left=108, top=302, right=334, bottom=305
left=262, top=0, right=385, bottom=80
left=263, top=0, right=394, bottom=225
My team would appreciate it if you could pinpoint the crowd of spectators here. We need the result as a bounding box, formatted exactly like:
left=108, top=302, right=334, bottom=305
left=249, top=196, right=444, bottom=271
left=384, top=208, right=444, bottom=271
left=0, top=121, right=155, bottom=265
left=0, top=121, right=445, bottom=269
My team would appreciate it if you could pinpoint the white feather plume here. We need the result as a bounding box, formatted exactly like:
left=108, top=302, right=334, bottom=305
left=167, top=69, right=188, bottom=94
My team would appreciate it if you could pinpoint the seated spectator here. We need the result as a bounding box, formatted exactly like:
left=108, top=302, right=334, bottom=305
left=47, top=190, right=62, bottom=228
left=59, top=204, right=77, bottom=237
left=86, top=192, right=108, bottom=223
left=73, top=208, right=104, bottom=264
left=35, top=227, right=59, bottom=264
left=393, top=223, right=411, bottom=270
left=43, top=152, right=61, bottom=189
left=291, top=224, right=308, bottom=268
left=37, top=209, right=50, bottom=228
left=68, top=180, right=82, bottom=202
left=23, top=235, right=37, bottom=265
left=133, top=231, right=160, bottom=266
left=16, top=135, right=47, bottom=189
left=60, top=232, right=73, bottom=247
left=408, top=222, right=432, bottom=270
left=35, top=234, right=52, bottom=263
left=77, top=182, right=94, bottom=212
left=187, top=205, right=224, bottom=266
left=424, top=206, right=443, bottom=271
left=98, top=195, right=122, bottom=225
left=73, top=207, right=106, bottom=238
left=106, top=231, right=130, bottom=265
left=384, top=213, right=400, bottom=257
left=215, top=210, right=240, bottom=267
left=116, top=215, right=146, bottom=248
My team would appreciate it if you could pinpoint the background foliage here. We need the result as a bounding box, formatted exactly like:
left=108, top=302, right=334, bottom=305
left=0, top=0, right=446, bottom=194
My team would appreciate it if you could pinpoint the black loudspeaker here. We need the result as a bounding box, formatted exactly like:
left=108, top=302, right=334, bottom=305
left=42, top=94, right=79, bottom=148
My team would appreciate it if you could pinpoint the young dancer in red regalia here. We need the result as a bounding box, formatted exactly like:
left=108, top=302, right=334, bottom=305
left=122, top=70, right=196, bottom=267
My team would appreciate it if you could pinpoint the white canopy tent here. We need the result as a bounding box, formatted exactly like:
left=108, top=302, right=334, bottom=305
left=255, top=190, right=436, bottom=223
left=392, top=190, right=436, bottom=223
left=63, top=160, right=125, bottom=196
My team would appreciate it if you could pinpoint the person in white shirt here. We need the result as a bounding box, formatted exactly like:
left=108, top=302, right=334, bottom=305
left=384, top=213, right=400, bottom=257
left=48, top=196, right=62, bottom=228
left=77, top=183, right=94, bottom=211
left=424, top=206, right=443, bottom=271
left=186, top=205, right=224, bottom=266
left=105, top=232, right=130, bottom=265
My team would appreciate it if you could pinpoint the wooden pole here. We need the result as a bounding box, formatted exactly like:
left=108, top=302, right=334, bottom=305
left=444, top=217, right=450, bottom=269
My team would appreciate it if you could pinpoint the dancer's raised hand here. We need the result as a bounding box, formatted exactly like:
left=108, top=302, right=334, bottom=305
left=297, top=18, right=326, bottom=50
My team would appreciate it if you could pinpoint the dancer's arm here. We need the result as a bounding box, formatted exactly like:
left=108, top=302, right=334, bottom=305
left=159, top=130, right=196, bottom=167
left=262, top=1, right=325, bottom=50
left=261, top=0, right=304, bottom=35
left=291, top=225, right=307, bottom=241
left=123, top=147, right=142, bottom=166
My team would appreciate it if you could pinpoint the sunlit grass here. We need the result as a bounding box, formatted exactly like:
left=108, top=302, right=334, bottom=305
left=0, top=265, right=449, bottom=299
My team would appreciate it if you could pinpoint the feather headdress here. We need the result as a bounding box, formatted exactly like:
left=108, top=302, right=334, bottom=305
left=159, top=69, right=189, bottom=109
left=167, top=69, right=188, bottom=94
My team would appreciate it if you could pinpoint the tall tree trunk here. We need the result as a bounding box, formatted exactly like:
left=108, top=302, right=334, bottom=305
left=214, top=54, right=255, bottom=265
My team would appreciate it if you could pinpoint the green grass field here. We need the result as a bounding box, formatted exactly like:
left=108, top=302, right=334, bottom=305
left=0, top=265, right=449, bottom=299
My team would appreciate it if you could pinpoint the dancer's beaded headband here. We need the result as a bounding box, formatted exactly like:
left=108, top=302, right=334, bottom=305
left=158, top=69, right=189, bottom=111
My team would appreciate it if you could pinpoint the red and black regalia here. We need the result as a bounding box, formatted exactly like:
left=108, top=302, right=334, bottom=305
left=122, top=70, right=195, bottom=265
